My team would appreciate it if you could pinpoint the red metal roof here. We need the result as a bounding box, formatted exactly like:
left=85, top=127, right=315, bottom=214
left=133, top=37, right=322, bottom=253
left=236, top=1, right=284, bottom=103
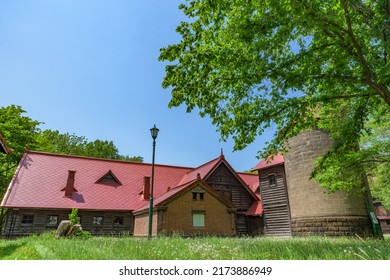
left=246, top=201, right=263, bottom=216
left=177, top=156, right=221, bottom=185
left=238, top=172, right=259, bottom=194
left=134, top=178, right=236, bottom=213
left=252, top=153, right=284, bottom=170
left=1, top=151, right=192, bottom=211
left=1, top=151, right=260, bottom=214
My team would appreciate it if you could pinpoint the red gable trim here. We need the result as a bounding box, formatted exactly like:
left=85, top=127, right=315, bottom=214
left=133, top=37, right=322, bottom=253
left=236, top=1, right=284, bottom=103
left=133, top=177, right=236, bottom=214
left=178, top=154, right=260, bottom=202
left=204, top=155, right=260, bottom=201
left=1, top=152, right=28, bottom=207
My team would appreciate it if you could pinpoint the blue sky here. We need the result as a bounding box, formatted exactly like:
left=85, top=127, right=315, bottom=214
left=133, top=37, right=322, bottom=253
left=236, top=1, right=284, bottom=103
left=0, top=0, right=274, bottom=172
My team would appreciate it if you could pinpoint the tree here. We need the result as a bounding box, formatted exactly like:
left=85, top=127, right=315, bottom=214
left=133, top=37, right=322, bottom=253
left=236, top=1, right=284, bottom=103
left=0, top=105, right=41, bottom=196
left=35, top=129, right=143, bottom=162
left=35, top=130, right=88, bottom=156
left=159, top=0, right=390, bottom=193
left=0, top=105, right=143, bottom=198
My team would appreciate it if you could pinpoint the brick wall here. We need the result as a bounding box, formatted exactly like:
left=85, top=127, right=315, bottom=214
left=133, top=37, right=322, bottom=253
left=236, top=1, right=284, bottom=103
left=157, top=185, right=236, bottom=236
left=284, top=129, right=371, bottom=236
left=291, top=216, right=371, bottom=237
left=133, top=212, right=158, bottom=237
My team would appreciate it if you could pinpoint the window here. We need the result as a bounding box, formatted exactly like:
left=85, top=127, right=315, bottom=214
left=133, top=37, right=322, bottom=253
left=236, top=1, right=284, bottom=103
left=93, top=216, right=104, bottom=226
left=192, top=212, right=205, bottom=228
left=46, top=215, right=59, bottom=226
left=21, top=215, right=34, bottom=226
left=268, top=174, right=277, bottom=186
left=386, top=220, right=390, bottom=226
left=192, top=191, right=205, bottom=201
left=113, top=217, right=124, bottom=226
left=96, top=170, right=122, bottom=186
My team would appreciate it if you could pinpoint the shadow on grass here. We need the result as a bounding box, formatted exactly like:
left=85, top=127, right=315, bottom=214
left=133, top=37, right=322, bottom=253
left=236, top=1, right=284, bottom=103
left=0, top=242, right=26, bottom=259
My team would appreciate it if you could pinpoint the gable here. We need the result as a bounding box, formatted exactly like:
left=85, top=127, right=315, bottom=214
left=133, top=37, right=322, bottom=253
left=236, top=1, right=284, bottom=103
left=158, top=180, right=235, bottom=209
left=205, top=162, right=258, bottom=209
left=95, top=170, right=122, bottom=186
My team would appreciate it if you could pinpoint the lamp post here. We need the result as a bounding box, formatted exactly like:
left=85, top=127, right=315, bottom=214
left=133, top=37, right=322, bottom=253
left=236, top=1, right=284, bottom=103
left=148, top=125, right=159, bottom=239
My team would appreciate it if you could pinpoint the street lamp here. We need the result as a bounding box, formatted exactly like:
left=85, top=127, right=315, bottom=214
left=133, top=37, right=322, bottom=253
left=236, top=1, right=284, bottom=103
left=148, top=125, right=159, bottom=239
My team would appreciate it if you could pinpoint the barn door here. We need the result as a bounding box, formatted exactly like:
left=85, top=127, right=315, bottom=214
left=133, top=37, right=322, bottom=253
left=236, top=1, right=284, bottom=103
left=236, top=214, right=248, bottom=236
left=260, top=168, right=292, bottom=236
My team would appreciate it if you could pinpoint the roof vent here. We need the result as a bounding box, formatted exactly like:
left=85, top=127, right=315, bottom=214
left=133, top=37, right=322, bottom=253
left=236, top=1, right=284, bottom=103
left=143, top=176, right=151, bottom=200
left=61, top=170, right=77, bottom=197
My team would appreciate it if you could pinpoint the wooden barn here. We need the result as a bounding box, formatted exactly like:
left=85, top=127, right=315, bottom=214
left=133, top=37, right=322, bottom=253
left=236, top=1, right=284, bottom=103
left=0, top=151, right=262, bottom=237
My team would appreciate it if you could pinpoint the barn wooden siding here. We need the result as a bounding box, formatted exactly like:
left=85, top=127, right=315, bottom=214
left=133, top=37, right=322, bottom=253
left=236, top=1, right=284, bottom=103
left=205, top=163, right=258, bottom=235
left=2, top=208, right=134, bottom=237
left=259, top=165, right=292, bottom=236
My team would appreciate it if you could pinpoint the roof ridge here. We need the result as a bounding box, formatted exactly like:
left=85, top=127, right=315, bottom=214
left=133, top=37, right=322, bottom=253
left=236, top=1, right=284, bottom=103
left=182, top=155, right=221, bottom=175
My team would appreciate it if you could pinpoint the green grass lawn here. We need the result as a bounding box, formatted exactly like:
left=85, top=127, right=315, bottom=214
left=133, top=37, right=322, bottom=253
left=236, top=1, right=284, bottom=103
left=1, top=232, right=389, bottom=260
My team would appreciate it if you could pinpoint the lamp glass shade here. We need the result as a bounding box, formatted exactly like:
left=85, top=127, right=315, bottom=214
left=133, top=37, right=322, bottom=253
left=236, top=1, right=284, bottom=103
left=150, top=125, right=159, bottom=140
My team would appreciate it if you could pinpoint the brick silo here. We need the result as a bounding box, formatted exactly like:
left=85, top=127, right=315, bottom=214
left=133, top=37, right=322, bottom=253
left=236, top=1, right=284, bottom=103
left=283, top=129, right=373, bottom=237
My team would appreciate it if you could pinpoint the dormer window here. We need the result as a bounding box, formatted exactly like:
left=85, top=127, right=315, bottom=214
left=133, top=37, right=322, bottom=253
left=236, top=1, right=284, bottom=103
left=96, top=170, right=122, bottom=186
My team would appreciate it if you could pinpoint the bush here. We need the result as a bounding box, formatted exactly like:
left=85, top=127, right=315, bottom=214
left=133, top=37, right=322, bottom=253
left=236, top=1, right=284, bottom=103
left=68, top=208, right=80, bottom=224
left=74, top=230, right=92, bottom=239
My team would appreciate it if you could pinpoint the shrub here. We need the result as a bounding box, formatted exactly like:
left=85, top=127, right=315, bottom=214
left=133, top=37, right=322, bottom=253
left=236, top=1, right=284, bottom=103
left=68, top=208, right=80, bottom=224
left=74, top=230, right=92, bottom=239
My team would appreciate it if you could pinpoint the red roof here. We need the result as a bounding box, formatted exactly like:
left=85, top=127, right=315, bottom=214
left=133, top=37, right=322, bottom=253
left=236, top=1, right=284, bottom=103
left=1, top=151, right=192, bottom=211
left=246, top=201, right=263, bottom=216
left=252, top=153, right=284, bottom=170
left=134, top=177, right=236, bottom=213
left=178, top=156, right=221, bottom=185
left=1, top=151, right=260, bottom=214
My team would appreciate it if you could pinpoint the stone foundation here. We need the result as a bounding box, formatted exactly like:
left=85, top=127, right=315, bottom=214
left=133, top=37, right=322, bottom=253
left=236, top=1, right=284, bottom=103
left=291, top=216, right=371, bottom=237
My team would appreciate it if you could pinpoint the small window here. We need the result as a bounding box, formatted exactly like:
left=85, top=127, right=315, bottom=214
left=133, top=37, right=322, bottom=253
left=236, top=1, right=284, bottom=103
left=386, top=220, right=390, bottom=226
left=193, top=212, right=205, bottom=228
left=21, top=215, right=34, bottom=226
left=93, top=216, right=104, bottom=226
left=268, top=174, right=277, bottom=186
left=192, top=191, right=205, bottom=201
left=96, top=170, right=122, bottom=186
left=113, top=217, right=124, bottom=226
left=46, top=215, right=59, bottom=226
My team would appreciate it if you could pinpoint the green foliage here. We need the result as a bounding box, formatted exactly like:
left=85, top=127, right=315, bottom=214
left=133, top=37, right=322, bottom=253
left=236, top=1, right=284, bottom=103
left=160, top=0, right=390, bottom=193
left=74, top=230, right=92, bottom=239
left=68, top=208, right=80, bottom=225
left=0, top=235, right=389, bottom=260
left=0, top=104, right=143, bottom=198
left=35, top=129, right=143, bottom=162
left=312, top=102, right=390, bottom=195
left=0, top=105, right=41, bottom=196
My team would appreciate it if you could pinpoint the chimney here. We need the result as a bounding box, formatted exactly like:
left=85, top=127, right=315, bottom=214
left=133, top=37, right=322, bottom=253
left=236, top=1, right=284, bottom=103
left=143, top=176, right=151, bottom=200
left=64, top=170, right=77, bottom=197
